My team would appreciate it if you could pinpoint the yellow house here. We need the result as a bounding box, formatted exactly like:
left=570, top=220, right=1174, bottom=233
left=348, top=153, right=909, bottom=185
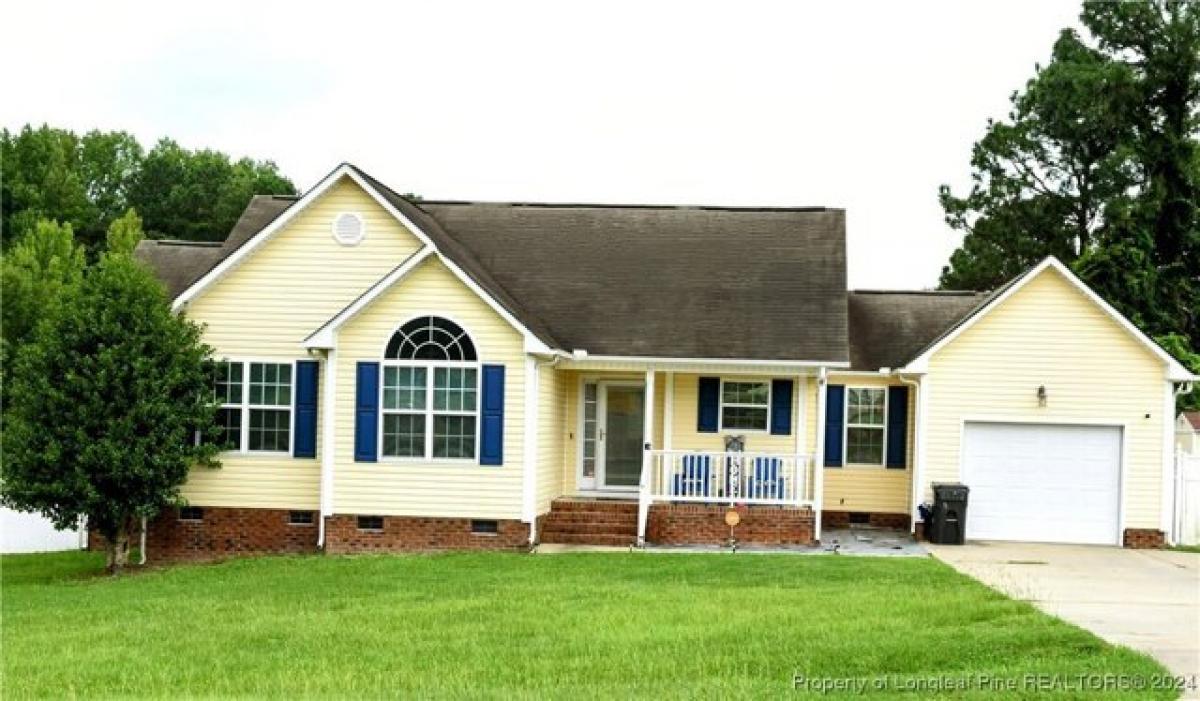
left=133, top=163, right=1197, bottom=558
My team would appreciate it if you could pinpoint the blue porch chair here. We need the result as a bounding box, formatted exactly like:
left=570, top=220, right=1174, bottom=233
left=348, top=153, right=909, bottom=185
left=672, top=454, right=711, bottom=497
left=746, top=457, right=784, bottom=500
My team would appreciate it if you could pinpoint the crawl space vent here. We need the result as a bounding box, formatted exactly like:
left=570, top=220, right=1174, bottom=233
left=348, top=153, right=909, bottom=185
left=331, top=212, right=365, bottom=245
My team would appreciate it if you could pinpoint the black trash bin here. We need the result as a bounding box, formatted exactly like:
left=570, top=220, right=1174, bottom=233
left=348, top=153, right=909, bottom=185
left=928, top=483, right=970, bottom=545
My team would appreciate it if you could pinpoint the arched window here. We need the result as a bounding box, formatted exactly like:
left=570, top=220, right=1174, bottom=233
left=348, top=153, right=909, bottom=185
left=384, top=316, right=477, bottom=361
left=380, top=316, right=479, bottom=461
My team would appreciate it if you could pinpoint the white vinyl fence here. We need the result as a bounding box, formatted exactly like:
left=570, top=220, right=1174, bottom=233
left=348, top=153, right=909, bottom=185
left=1175, top=455, right=1200, bottom=546
left=1, top=508, right=86, bottom=553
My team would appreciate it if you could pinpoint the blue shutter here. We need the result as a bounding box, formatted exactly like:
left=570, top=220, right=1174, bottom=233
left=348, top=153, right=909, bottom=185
left=354, top=362, right=379, bottom=462
left=770, top=379, right=793, bottom=435
left=824, top=384, right=844, bottom=467
left=697, top=377, right=720, bottom=433
left=293, top=360, right=319, bottom=458
left=480, top=364, right=505, bottom=465
left=886, top=385, right=909, bottom=468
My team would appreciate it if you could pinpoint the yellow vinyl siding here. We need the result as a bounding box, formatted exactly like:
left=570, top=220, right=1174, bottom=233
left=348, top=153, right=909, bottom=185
left=922, top=267, right=1167, bottom=529
left=334, top=256, right=527, bottom=519
left=535, top=364, right=567, bottom=515
left=181, top=177, right=422, bottom=509
left=822, top=374, right=914, bottom=514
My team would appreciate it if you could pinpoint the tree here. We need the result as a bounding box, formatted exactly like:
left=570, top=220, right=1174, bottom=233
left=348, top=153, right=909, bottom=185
left=128, top=138, right=296, bottom=242
left=938, top=1, right=1200, bottom=409
left=1, top=215, right=220, bottom=574
left=0, top=220, right=86, bottom=386
left=1, top=125, right=296, bottom=248
left=1, top=126, right=98, bottom=245
left=938, top=27, right=1141, bottom=290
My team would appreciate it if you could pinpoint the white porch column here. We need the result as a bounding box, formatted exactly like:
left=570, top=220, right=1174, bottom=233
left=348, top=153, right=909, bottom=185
left=522, top=357, right=540, bottom=542
left=318, top=348, right=338, bottom=548
left=795, top=374, right=807, bottom=505
left=813, top=367, right=827, bottom=542
left=663, top=372, right=674, bottom=451
left=637, top=368, right=656, bottom=546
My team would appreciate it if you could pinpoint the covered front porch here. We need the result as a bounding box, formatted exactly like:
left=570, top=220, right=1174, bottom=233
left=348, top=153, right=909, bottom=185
left=543, top=361, right=828, bottom=547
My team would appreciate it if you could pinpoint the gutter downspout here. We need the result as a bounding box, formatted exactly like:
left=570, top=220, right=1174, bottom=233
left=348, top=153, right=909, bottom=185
left=894, top=372, right=924, bottom=534
left=318, top=347, right=338, bottom=549
left=525, top=354, right=561, bottom=546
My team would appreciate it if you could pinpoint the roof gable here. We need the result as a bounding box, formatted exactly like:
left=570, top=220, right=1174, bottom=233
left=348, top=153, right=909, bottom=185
left=901, top=257, right=1197, bottom=381
left=170, top=164, right=437, bottom=311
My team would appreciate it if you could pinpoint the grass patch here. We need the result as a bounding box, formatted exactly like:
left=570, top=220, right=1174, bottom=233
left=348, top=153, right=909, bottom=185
left=1169, top=544, right=1200, bottom=553
left=1, top=551, right=1172, bottom=699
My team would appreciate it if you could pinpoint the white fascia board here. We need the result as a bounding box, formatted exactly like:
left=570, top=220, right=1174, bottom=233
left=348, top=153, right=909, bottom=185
left=431, top=251, right=554, bottom=354
left=900, top=256, right=1197, bottom=381
left=303, top=246, right=435, bottom=349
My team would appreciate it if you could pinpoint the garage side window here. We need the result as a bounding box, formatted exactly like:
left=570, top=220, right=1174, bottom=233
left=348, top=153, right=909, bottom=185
left=845, top=388, right=885, bottom=464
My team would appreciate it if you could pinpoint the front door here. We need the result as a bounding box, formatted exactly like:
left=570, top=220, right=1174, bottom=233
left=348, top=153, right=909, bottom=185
left=597, top=383, right=645, bottom=490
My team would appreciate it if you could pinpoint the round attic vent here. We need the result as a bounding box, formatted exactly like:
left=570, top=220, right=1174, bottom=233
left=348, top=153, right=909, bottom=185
left=331, top=212, right=365, bottom=245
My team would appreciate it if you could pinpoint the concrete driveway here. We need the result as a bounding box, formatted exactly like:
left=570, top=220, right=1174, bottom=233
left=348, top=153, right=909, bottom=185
left=929, top=542, right=1200, bottom=678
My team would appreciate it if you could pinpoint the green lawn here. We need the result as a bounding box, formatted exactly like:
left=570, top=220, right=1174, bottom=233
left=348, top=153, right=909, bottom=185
left=1, top=551, right=1174, bottom=699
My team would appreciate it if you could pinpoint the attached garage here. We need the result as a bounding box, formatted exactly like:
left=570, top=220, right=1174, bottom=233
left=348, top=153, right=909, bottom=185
left=962, top=422, right=1122, bottom=545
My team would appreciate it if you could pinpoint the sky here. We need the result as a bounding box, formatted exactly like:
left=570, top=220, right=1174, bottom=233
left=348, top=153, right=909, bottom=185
left=2, top=0, right=1084, bottom=289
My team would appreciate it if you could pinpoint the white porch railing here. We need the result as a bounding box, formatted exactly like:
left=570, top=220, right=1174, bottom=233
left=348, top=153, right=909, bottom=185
left=636, top=450, right=817, bottom=545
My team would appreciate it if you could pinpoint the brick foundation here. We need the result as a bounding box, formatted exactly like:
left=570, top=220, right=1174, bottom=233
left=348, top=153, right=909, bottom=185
left=647, top=503, right=814, bottom=546
left=324, top=514, right=530, bottom=553
left=89, top=506, right=320, bottom=562
left=822, top=510, right=911, bottom=530
left=1122, top=528, right=1165, bottom=549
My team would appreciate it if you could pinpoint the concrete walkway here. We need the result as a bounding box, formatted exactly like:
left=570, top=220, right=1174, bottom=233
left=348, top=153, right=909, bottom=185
left=929, top=542, right=1200, bottom=679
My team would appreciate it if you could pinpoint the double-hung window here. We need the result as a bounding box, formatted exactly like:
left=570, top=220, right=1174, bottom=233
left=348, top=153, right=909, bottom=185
left=719, top=380, right=770, bottom=431
left=209, top=360, right=293, bottom=453
left=380, top=316, right=480, bottom=461
left=845, top=387, right=886, bottom=464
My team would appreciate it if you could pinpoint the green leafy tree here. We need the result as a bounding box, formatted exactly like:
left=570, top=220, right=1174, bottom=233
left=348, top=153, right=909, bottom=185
left=128, top=138, right=295, bottom=242
left=938, top=1, right=1200, bottom=409
left=2, top=126, right=295, bottom=248
left=0, top=220, right=86, bottom=381
left=1, top=216, right=220, bottom=574
left=1, top=126, right=98, bottom=245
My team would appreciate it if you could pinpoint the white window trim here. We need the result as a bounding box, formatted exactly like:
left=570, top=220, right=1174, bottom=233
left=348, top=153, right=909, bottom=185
left=214, top=358, right=297, bottom=456
left=377, top=359, right=482, bottom=463
left=843, top=386, right=887, bottom=467
left=718, top=378, right=772, bottom=433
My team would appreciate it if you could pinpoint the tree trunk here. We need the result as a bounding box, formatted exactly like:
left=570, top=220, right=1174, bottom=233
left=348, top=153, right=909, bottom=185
left=105, top=519, right=133, bottom=575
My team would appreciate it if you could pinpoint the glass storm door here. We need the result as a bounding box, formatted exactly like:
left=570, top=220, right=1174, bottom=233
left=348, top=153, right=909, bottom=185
left=597, top=383, right=645, bottom=489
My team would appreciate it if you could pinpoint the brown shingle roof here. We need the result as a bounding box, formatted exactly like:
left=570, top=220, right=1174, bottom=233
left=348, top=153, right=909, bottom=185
left=848, top=290, right=991, bottom=370
left=135, top=194, right=296, bottom=298
left=414, top=200, right=848, bottom=361
left=136, top=164, right=1000, bottom=364
left=1184, top=411, right=1200, bottom=431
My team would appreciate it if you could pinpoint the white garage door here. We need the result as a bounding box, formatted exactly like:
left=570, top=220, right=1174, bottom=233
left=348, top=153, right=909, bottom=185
left=962, top=422, right=1122, bottom=545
